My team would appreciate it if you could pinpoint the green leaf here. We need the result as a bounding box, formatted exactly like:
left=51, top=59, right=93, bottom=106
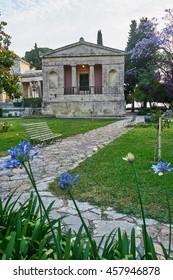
left=159, top=242, right=170, bottom=260
left=101, top=229, right=117, bottom=259
left=130, top=228, right=136, bottom=259
left=73, top=225, right=84, bottom=256
left=19, top=236, right=28, bottom=256
left=148, top=236, right=158, bottom=260
left=4, top=232, right=16, bottom=259
left=64, top=229, right=72, bottom=260
left=83, top=240, right=91, bottom=260
left=121, top=231, right=130, bottom=257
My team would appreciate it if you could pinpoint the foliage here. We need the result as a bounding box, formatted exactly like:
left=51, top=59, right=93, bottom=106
left=0, top=188, right=154, bottom=260
left=0, top=120, right=11, bottom=132
left=0, top=190, right=57, bottom=260
left=97, top=30, right=103, bottom=46
left=24, top=43, right=52, bottom=70
left=23, top=97, right=42, bottom=108
left=0, top=107, right=2, bottom=117
left=125, top=18, right=160, bottom=107
left=128, top=9, right=173, bottom=105
left=125, top=20, right=139, bottom=108
left=0, top=18, right=22, bottom=99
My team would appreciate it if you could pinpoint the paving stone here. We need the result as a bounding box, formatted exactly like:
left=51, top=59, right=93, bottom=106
left=57, top=206, right=78, bottom=215
left=41, top=197, right=64, bottom=208
left=39, top=191, right=56, bottom=197
left=94, top=220, right=141, bottom=236
left=158, top=227, right=173, bottom=251
left=36, top=182, right=50, bottom=191
left=68, top=200, right=99, bottom=212
left=62, top=215, right=89, bottom=232
left=81, top=211, right=101, bottom=221
left=103, top=209, right=126, bottom=220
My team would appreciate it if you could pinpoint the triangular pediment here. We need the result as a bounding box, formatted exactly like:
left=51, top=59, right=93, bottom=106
left=43, top=40, right=125, bottom=58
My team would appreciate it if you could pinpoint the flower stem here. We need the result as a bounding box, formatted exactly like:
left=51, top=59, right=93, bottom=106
left=165, top=189, right=172, bottom=257
left=68, top=190, right=99, bottom=259
left=23, top=161, right=59, bottom=258
left=131, top=163, right=149, bottom=259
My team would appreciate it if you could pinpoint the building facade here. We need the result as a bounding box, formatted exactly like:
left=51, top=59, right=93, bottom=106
left=42, top=38, right=126, bottom=117
left=13, top=59, right=43, bottom=99
left=20, top=70, right=43, bottom=99
left=0, top=58, right=43, bottom=103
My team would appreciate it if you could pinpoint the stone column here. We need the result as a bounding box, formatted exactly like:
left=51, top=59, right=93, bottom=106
left=29, top=82, right=33, bottom=97
left=71, top=65, right=76, bottom=94
left=37, top=81, right=41, bottom=97
left=89, top=65, right=95, bottom=94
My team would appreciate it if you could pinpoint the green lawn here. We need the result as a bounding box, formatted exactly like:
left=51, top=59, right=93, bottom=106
left=50, top=123, right=173, bottom=223
left=0, top=117, right=119, bottom=157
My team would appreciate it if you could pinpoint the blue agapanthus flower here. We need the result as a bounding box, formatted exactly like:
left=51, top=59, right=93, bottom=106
left=3, top=141, right=40, bottom=169
left=151, top=161, right=173, bottom=176
left=58, top=172, right=79, bottom=191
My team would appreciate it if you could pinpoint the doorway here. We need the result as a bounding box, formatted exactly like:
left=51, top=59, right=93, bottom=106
left=79, top=73, right=89, bottom=91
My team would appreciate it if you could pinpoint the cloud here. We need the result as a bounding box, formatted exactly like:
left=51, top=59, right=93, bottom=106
left=1, top=0, right=171, bottom=57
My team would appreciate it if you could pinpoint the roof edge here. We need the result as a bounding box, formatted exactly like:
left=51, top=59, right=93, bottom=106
left=43, top=38, right=125, bottom=57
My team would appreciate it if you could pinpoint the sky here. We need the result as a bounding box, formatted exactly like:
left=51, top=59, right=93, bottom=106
left=0, top=0, right=172, bottom=57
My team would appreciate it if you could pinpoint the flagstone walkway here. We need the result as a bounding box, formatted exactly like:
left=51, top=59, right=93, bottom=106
left=0, top=116, right=172, bottom=258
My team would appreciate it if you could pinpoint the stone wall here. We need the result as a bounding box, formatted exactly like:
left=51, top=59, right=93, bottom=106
left=42, top=94, right=126, bottom=117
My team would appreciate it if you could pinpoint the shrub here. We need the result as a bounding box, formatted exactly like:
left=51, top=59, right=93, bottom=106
left=23, top=98, right=42, bottom=108
left=0, top=120, right=11, bottom=133
left=0, top=107, right=2, bottom=117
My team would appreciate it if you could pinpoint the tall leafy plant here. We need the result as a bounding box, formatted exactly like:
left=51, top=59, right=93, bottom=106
left=0, top=17, right=22, bottom=99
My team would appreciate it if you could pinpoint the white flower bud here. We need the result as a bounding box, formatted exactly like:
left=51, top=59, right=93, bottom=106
left=122, top=152, right=135, bottom=163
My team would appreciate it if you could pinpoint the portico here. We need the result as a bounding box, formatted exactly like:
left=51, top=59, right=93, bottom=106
left=42, top=37, right=126, bottom=117
left=64, top=64, right=102, bottom=95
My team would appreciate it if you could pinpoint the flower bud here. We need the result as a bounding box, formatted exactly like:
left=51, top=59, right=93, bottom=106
left=122, top=152, right=135, bottom=163
left=127, top=153, right=135, bottom=163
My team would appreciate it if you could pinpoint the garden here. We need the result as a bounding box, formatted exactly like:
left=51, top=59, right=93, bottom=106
left=0, top=116, right=173, bottom=260
left=50, top=120, right=173, bottom=223
left=0, top=118, right=118, bottom=157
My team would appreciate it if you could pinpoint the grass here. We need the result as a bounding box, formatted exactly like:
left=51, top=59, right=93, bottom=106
left=49, top=123, right=173, bottom=223
left=0, top=117, right=119, bottom=157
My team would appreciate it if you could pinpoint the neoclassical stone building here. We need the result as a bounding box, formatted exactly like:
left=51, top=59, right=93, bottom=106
left=42, top=38, right=126, bottom=117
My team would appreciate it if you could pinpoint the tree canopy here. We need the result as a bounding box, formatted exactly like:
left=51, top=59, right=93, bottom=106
left=24, top=43, right=53, bottom=70
left=126, top=9, right=173, bottom=107
left=0, top=18, right=22, bottom=99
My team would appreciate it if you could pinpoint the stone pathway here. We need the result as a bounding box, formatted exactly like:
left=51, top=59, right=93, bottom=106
left=0, top=116, right=172, bottom=258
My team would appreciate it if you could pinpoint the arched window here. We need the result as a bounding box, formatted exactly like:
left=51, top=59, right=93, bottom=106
left=108, top=69, right=117, bottom=87
left=49, top=71, right=57, bottom=89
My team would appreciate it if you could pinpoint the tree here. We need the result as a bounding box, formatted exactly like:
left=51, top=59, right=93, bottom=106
left=125, top=20, right=139, bottom=111
left=158, top=9, right=173, bottom=100
left=24, top=44, right=53, bottom=70
left=129, top=9, right=173, bottom=106
left=126, top=17, right=161, bottom=108
left=0, top=18, right=22, bottom=99
left=97, top=30, right=103, bottom=46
